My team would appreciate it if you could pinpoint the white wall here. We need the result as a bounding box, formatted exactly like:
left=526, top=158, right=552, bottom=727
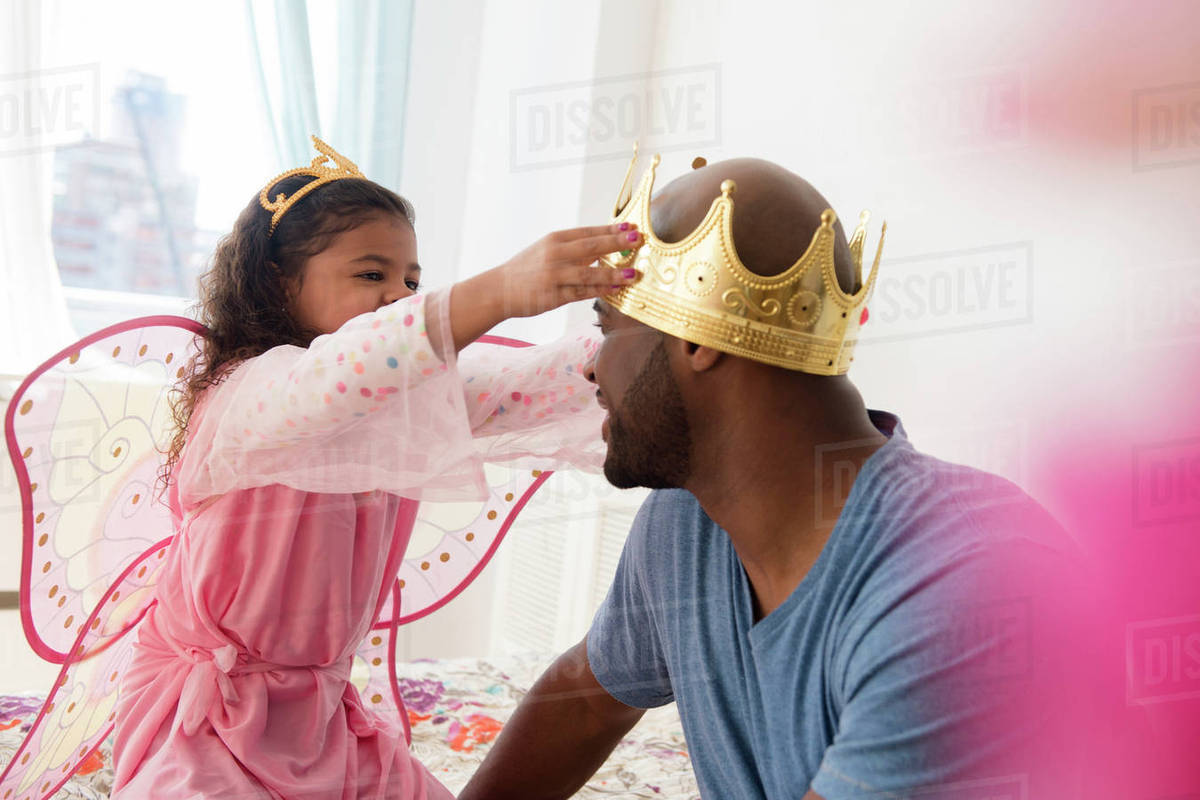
left=393, top=0, right=659, bottom=658
left=390, top=0, right=1200, bottom=659
left=3, top=0, right=1197, bottom=675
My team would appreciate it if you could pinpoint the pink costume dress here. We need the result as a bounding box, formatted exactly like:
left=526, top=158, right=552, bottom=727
left=109, top=289, right=604, bottom=799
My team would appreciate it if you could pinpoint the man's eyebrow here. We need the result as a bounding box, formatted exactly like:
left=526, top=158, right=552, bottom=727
left=592, top=300, right=608, bottom=315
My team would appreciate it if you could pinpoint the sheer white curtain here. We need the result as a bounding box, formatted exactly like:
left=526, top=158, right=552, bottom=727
left=244, top=0, right=415, bottom=190
left=0, top=0, right=76, bottom=376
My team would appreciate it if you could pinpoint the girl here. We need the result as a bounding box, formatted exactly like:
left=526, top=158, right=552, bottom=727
left=109, top=138, right=642, bottom=799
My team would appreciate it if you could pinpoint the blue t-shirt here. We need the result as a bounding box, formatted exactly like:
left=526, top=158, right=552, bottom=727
left=588, top=411, right=1088, bottom=799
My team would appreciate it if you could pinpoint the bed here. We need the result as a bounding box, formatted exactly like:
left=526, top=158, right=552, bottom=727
left=0, top=652, right=699, bottom=799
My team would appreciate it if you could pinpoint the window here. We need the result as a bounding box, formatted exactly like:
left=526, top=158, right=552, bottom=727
left=47, top=0, right=275, bottom=333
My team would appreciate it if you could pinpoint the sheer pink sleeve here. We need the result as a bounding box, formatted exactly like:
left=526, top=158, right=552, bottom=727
left=178, top=289, right=487, bottom=503
left=459, top=329, right=605, bottom=472
left=176, top=291, right=606, bottom=504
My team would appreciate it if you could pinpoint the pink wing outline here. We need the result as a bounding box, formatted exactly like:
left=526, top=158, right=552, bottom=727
left=357, top=334, right=562, bottom=742
left=391, top=332, right=550, bottom=627
left=2, top=315, right=204, bottom=800
left=4, top=325, right=575, bottom=788
left=5, top=315, right=205, bottom=662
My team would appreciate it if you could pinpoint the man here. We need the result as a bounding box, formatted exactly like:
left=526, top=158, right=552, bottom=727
left=461, top=157, right=1091, bottom=799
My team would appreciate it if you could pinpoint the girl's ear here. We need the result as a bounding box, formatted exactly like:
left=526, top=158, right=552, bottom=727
left=272, top=261, right=297, bottom=304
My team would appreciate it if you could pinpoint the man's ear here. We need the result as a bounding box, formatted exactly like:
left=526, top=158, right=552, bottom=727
left=672, top=337, right=723, bottom=373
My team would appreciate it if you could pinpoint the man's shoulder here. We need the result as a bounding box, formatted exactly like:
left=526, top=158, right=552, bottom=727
left=830, top=440, right=1083, bottom=620
left=866, top=439, right=1068, bottom=549
left=847, top=446, right=1086, bottom=632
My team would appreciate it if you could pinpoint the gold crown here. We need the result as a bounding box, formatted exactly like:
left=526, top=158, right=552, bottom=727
left=600, top=148, right=886, bottom=375
left=259, top=135, right=365, bottom=234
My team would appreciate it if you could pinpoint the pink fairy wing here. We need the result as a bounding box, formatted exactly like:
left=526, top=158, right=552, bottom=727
left=392, top=464, right=551, bottom=626
left=358, top=465, right=552, bottom=743
left=356, top=584, right=411, bottom=742
left=4, top=316, right=204, bottom=663
left=0, top=560, right=160, bottom=800
left=356, top=335, right=556, bottom=739
left=2, top=316, right=202, bottom=799
left=392, top=334, right=553, bottom=627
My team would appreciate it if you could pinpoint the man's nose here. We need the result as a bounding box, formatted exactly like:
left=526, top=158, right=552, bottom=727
left=583, top=356, right=597, bottom=384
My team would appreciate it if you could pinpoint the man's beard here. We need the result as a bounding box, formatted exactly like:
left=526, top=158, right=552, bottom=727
left=603, top=341, right=692, bottom=490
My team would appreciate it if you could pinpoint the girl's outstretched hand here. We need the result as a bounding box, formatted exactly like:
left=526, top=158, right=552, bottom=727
left=493, top=223, right=644, bottom=318
left=442, top=223, right=644, bottom=353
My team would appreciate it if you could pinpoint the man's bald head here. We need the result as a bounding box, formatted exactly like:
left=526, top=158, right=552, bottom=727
left=649, top=158, right=857, bottom=294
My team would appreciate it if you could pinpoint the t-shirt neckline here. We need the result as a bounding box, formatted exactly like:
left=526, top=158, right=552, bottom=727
left=743, top=410, right=907, bottom=642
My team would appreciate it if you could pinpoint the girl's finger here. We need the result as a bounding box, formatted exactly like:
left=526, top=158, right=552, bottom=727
left=556, top=283, right=616, bottom=307
left=562, top=264, right=641, bottom=289
left=554, top=230, right=644, bottom=264
left=550, top=222, right=638, bottom=243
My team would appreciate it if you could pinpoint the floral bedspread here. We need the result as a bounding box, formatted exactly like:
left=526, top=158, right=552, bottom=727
left=0, top=652, right=698, bottom=799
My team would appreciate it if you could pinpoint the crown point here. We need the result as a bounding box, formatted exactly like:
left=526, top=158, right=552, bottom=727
left=721, top=179, right=736, bottom=197
left=859, top=210, right=870, bottom=225
left=820, top=209, right=836, bottom=227
left=651, top=153, right=661, bottom=167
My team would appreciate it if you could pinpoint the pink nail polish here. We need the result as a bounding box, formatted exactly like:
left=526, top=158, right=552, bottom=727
left=623, top=268, right=637, bottom=279
left=626, top=231, right=639, bottom=242
left=619, top=222, right=630, bottom=231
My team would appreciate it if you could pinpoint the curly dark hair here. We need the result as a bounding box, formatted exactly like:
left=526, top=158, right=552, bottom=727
left=161, top=175, right=416, bottom=491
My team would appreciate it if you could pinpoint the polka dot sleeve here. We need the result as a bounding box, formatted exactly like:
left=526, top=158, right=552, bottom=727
left=176, top=291, right=608, bottom=503
left=457, top=330, right=606, bottom=472
left=179, top=289, right=486, bottom=502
